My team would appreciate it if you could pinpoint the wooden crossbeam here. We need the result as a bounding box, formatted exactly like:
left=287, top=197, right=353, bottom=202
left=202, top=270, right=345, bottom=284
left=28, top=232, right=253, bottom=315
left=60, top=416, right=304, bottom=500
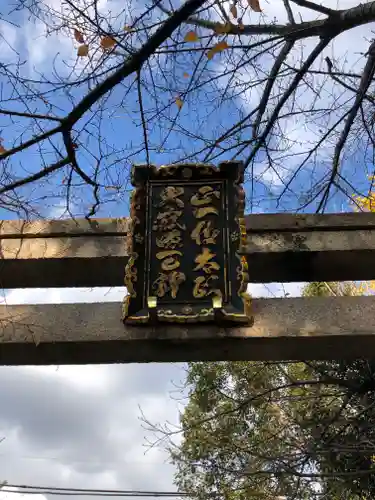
left=0, top=296, right=374, bottom=364
left=0, top=213, right=375, bottom=288
left=0, top=218, right=129, bottom=289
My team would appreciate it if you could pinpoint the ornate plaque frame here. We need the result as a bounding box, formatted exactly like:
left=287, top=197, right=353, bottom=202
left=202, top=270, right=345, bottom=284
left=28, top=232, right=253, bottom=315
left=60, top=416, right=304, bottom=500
left=122, top=161, right=252, bottom=325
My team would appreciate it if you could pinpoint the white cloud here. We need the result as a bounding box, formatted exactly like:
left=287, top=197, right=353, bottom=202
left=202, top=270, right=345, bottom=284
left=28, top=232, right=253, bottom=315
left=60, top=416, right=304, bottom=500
left=215, top=0, right=373, bottom=194
left=0, top=359, right=183, bottom=491
left=248, top=282, right=305, bottom=297
left=24, top=18, right=72, bottom=74
left=0, top=488, right=47, bottom=500
left=0, top=22, right=19, bottom=62
left=2, top=287, right=126, bottom=305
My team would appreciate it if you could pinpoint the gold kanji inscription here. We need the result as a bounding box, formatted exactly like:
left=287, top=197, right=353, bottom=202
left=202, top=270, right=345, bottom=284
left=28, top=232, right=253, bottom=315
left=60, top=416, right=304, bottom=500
left=158, top=186, right=184, bottom=208
left=191, top=186, right=220, bottom=206
left=191, top=186, right=220, bottom=219
left=152, top=271, right=186, bottom=299
left=152, top=208, right=186, bottom=231
left=156, top=230, right=182, bottom=249
left=156, top=250, right=182, bottom=271
left=193, top=206, right=219, bottom=219
left=191, top=220, right=220, bottom=245
left=193, top=275, right=222, bottom=299
left=194, top=247, right=220, bottom=274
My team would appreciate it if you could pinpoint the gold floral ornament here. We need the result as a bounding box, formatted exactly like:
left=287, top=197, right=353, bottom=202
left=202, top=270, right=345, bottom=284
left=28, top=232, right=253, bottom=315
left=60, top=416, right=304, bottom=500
left=124, top=253, right=138, bottom=298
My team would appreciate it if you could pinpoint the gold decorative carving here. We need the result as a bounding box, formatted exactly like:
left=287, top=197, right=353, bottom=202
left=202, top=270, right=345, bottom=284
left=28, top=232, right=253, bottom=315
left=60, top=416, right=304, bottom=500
left=124, top=254, right=138, bottom=297
left=123, top=161, right=252, bottom=325
left=157, top=307, right=215, bottom=322
left=123, top=184, right=144, bottom=322
left=134, top=233, right=144, bottom=244
left=182, top=168, right=192, bottom=178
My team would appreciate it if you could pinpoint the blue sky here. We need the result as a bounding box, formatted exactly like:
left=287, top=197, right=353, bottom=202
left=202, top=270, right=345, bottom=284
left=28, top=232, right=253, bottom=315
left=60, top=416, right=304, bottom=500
left=0, top=0, right=373, bottom=221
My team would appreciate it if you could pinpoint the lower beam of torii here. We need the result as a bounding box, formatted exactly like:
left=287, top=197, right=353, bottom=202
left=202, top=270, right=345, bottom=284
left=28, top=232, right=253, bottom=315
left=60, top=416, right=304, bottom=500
left=0, top=296, right=374, bottom=364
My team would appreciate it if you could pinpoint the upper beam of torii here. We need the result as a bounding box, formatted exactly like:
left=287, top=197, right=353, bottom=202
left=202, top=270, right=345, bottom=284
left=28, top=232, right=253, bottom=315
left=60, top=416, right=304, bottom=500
left=0, top=211, right=374, bottom=289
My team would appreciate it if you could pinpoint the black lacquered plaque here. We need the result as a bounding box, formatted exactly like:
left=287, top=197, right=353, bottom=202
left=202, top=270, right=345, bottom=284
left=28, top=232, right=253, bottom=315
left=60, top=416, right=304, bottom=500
left=123, top=162, right=252, bottom=324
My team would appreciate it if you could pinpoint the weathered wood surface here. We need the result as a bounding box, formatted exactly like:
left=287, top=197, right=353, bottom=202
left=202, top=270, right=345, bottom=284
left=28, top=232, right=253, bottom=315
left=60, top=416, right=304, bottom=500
left=245, top=212, right=375, bottom=232
left=0, top=296, right=374, bottom=364
left=0, top=218, right=129, bottom=289
left=0, top=213, right=375, bottom=288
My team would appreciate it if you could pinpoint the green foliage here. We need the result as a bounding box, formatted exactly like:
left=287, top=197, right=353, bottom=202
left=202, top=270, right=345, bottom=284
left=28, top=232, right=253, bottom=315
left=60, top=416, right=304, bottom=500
left=302, top=281, right=360, bottom=297
left=168, top=283, right=375, bottom=500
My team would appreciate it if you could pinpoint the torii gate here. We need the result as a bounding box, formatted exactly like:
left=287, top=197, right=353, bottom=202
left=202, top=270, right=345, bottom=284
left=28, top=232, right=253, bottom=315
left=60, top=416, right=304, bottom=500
left=1, top=161, right=375, bottom=365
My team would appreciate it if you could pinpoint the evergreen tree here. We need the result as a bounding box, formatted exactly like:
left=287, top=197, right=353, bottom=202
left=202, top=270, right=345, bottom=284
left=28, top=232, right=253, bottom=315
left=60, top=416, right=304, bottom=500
left=163, top=283, right=375, bottom=500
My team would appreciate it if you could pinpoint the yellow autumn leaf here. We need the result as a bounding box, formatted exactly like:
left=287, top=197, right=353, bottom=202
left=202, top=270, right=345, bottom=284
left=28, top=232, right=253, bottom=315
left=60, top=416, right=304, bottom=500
left=77, top=44, right=89, bottom=57
left=230, top=3, right=238, bottom=18
left=74, top=29, right=85, bottom=43
left=124, top=25, right=134, bottom=32
left=207, top=41, right=229, bottom=60
left=248, top=0, right=262, bottom=12
left=100, top=36, right=116, bottom=50
left=183, top=72, right=189, bottom=78
left=175, top=97, right=183, bottom=109
left=214, top=23, right=232, bottom=35
left=184, top=30, right=198, bottom=42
